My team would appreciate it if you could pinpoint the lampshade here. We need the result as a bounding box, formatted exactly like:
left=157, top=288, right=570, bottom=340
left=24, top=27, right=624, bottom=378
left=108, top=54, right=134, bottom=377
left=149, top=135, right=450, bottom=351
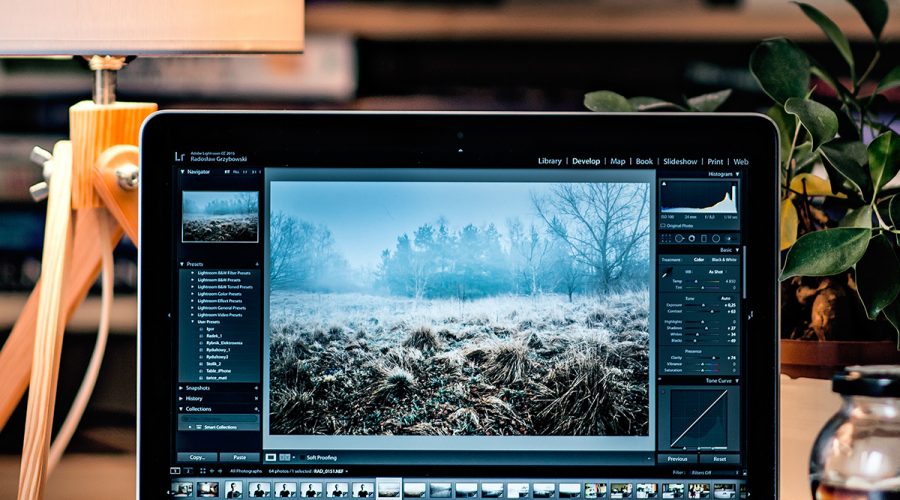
left=0, top=0, right=304, bottom=55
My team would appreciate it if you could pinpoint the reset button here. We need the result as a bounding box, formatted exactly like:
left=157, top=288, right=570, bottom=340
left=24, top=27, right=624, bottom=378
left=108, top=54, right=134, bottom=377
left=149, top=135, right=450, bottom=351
left=700, top=454, right=740, bottom=464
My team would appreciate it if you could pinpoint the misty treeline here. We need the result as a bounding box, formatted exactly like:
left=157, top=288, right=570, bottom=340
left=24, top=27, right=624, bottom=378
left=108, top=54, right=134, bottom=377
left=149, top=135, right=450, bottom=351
left=270, top=183, right=649, bottom=299
left=269, top=214, right=351, bottom=291
left=183, top=192, right=258, bottom=216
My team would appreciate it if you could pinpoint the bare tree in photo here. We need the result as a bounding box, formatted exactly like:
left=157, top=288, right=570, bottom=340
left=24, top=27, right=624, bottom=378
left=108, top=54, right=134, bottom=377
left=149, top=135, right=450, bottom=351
left=556, top=257, right=584, bottom=302
left=412, top=225, right=436, bottom=300
left=533, top=184, right=649, bottom=293
left=269, top=212, right=340, bottom=290
left=236, top=191, right=259, bottom=214
left=270, top=212, right=299, bottom=288
left=547, top=234, right=585, bottom=302
left=508, top=218, right=553, bottom=296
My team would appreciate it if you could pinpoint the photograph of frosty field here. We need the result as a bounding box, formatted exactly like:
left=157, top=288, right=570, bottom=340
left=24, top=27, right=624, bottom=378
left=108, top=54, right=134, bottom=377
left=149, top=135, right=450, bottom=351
left=268, top=180, right=651, bottom=438
left=182, top=191, right=259, bottom=243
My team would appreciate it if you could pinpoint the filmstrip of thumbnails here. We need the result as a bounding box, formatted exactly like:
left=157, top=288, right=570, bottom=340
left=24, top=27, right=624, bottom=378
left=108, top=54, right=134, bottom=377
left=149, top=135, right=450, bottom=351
left=171, top=479, right=744, bottom=499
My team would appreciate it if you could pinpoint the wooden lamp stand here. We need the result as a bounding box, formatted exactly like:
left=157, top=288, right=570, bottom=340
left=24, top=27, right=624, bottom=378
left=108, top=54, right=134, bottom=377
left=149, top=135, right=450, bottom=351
left=0, top=55, right=155, bottom=500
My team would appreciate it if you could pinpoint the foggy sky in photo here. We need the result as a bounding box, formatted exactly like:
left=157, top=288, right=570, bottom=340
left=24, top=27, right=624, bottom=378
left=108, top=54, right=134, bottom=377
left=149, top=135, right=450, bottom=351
left=183, top=190, right=257, bottom=214
left=270, top=181, right=556, bottom=269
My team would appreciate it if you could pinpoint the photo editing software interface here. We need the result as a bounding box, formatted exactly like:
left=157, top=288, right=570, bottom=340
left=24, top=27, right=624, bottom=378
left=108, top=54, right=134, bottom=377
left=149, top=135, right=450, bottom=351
left=169, top=157, right=749, bottom=499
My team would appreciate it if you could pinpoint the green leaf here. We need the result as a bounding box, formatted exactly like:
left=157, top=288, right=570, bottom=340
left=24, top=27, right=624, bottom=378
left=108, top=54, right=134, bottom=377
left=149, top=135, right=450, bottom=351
left=766, top=105, right=797, bottom=163
left=883, top=296, right=900, bottom=347
left=781, top=199, right=800, bottom=250
left=627, top=96, right=685, bottom=111
left=793, top=141, right=818, bottom=174
left=784, top=97, right=838, bottom=150
left=876, top=66, right=900, bottom=94
left=855, top=233, right=900, bottom=319
left=794, top=3, right=854, bottom=73
left=820, top=139, right=872, bottom=201
left=822, top=162, right=853, bottom=198
left=868, top=131, right=900, bottom=193
left=820, top=139, right=873, bottom=200
left=840, top=205, right=873, bottom=228
left=781, top=227, right=871, bottom=280
left=750, top=38, right=811, bottom=105
left=584, top=91, right=633, bottom=112
left=890, top=195, right=900, bottom=227
left=847, top=0, right=889, bottom=42
left=686, top=89, right=732, bottom=112
left=874, top=197, right=896, bottom=233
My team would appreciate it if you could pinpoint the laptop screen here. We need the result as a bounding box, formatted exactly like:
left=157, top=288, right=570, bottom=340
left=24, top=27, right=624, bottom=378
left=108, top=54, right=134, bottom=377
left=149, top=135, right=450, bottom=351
left=143, top=112, right=777, bottom=500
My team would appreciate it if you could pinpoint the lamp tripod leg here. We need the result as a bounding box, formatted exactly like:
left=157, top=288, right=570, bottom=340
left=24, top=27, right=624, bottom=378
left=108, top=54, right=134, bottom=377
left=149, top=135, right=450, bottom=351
left=17, top=141, right=74, bottom=500
left=0, top=204, right=124, bottom=432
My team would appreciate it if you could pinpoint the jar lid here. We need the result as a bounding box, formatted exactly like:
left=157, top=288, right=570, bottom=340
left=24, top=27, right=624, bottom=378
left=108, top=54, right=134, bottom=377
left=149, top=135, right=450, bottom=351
left=832, top=365, right=900, bottom=397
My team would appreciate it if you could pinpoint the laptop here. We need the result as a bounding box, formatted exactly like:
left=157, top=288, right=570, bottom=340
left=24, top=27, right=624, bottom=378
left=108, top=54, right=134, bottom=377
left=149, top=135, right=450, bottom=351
left=139, top=112, right=780, bottom=499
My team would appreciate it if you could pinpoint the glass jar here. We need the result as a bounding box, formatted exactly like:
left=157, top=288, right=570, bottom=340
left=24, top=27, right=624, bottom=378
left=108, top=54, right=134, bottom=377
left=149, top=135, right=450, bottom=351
left=810, top=365, right=900, bottom=499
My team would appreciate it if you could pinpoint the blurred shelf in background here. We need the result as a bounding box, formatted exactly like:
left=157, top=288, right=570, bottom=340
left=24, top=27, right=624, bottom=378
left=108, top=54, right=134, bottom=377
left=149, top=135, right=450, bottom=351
left=306, top=0, right=900, bottom=41
left=0, top=294, right=137, bottom=334
left=0, top=35, right=356, bottom=102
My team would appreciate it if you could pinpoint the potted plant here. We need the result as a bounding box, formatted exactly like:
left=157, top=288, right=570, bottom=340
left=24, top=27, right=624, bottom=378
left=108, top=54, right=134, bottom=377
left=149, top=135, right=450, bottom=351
left=584, top=0, right=900, bottom=378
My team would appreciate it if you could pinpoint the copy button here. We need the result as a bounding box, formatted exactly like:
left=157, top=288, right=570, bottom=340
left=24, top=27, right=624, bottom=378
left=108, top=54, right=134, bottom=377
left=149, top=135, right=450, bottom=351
left=176, top=452, right=217, bottom=462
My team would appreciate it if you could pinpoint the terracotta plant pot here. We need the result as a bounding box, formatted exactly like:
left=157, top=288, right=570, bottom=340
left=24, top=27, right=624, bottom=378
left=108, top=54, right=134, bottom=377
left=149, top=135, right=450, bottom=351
left=781, top=339, right=900, bottom=379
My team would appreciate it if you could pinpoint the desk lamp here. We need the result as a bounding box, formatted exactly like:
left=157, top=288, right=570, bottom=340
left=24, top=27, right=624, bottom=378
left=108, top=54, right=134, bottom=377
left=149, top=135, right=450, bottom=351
left=0, top=3, right=304, bottom=498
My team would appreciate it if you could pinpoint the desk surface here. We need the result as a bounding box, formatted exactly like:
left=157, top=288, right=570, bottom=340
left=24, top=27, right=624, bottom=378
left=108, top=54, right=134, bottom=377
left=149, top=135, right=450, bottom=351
left=0, top=377, right=839, bottom=499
